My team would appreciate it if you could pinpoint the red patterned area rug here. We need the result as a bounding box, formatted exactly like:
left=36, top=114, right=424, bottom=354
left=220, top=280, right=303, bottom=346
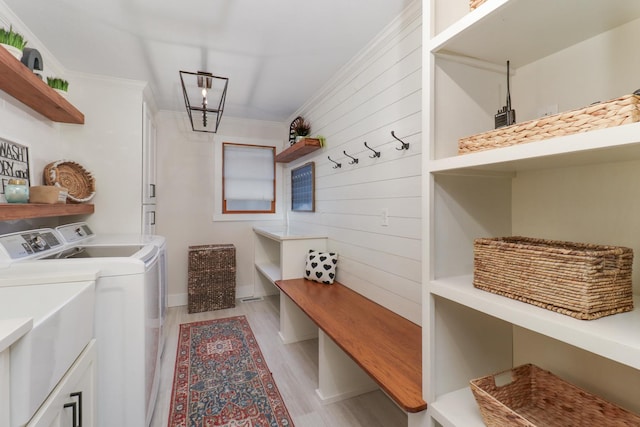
left=167, top=315, right=294, bottom=427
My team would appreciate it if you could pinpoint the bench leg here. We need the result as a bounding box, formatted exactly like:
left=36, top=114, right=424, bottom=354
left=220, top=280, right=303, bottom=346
left=315, top=330, right=378, bottom=404
left=278, top=292, right=318, bottom=344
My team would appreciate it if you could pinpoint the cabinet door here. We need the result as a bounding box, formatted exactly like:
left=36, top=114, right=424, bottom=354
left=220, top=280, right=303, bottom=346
left=27, top=340, right=96, bottom=427
left=142, top=204, right=156, bottom=235
left=142, top=101, right=157, bottom=205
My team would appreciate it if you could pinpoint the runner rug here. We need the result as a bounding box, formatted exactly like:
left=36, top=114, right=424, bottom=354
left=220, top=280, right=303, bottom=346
left=167, top=315, right=294, bottom=427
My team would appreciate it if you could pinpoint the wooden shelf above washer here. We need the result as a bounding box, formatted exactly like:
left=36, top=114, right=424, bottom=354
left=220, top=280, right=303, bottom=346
left=0, top=203, right=94, bottom=221
left=276, top=138, right=321, bottom=163
left=0, top=46, right=84, bottom=124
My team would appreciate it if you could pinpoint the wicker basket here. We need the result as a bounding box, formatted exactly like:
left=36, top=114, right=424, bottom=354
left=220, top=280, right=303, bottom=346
left=473, top=236, right=634, bottom=320
left=470, top=0, right=487, bottom=10
left=188, top=244, right=236, bottom=313
left=43, top=160, right=96, bottom=203
left=470, top=364, right=640, bottom=426
left=459, top=94, right=640, bottom=154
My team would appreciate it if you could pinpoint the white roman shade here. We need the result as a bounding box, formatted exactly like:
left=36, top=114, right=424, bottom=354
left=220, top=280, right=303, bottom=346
left=223, top=143, right=275, bottom=212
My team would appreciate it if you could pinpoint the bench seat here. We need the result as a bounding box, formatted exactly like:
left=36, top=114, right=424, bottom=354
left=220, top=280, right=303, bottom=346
left=274, top=278, right=427, bottom=413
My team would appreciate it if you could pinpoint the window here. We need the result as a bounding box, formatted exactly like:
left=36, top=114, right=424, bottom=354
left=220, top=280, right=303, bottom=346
left=222, top=142, right=276, bottom=213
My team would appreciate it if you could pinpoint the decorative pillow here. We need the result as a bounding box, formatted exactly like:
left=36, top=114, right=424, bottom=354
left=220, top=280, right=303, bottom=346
left=304, top=250, right=338, bottom=284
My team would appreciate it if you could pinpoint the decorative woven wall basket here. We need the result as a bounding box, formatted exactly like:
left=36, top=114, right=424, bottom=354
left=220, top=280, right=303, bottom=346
left=459, top=93, right=640, bottom=154
left=43, top=160, right=96, bottom=203
left=470, top=364, right=640, bottom=426
left=470, top=0, right=488, bottom=10
left=473, top=236, right=634, bottom=320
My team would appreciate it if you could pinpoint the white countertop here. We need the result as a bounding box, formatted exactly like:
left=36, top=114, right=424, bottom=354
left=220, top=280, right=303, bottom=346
left=0, top=317, right=32, bottom=353
left=253, top=226, right=327, bottom=241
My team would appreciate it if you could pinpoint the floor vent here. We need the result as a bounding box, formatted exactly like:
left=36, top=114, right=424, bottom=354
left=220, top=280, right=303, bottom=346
left=240, top=296, right=264, bottom=303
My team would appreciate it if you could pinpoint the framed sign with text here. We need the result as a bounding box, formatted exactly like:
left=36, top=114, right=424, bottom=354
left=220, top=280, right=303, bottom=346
left=0, top=137, right=31, bottom=202
left=291, top=161, right=314, bottom=212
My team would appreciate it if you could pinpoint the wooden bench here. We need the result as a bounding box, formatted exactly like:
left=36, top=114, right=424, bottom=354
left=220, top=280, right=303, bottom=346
left=274, top=278, right=427, bottom=422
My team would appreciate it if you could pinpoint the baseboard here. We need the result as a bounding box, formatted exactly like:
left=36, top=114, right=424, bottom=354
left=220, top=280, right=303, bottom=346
left=168, top=286, right=260, bottom=308
left=315, top=385, right=379, bottom=405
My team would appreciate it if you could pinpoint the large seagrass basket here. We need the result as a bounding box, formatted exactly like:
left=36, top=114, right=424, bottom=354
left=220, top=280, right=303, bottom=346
left=459, top=93, right=640, bottom=154
left=473, top=236, right=634, bottom=320
left=470, top=364, right=640, bottom=426
left=188, top=244, right=236, bottom=313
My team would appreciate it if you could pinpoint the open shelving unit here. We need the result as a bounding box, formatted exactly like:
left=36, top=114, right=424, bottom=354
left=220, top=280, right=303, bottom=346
left=0, top=204, right=94, bottom=221
left=275, top=138, right=321, bottom=163
left=423, top=1, right=640, bottom=426
left=0, top=46, right=84, bottom=124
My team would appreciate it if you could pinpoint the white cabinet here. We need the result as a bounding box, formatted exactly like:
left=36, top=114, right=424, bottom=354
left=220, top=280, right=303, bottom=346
left=27, top=340, right=96, bottom=427
left=142, top=101, right=157, bottom=206
left=142, top=100, right=157, bottom=235
left=424, top=1, right=640, bottom=425
left=253, top=227, right=327, bottom=343
left=142, top=204, right=156, bottom=236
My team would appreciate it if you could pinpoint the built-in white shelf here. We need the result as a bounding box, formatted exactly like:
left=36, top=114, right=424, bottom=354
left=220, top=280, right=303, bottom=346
left=431, top=275, right=640, bottom=370
left=430, top=388, right=484, bottom=427
left=253, top=226, right=327, bottom=296
left=429, top=122, right=640, bottom=175
left=255, top=262, right=281, bottom=284
left=430, top=0, right=640, bottom=67
left=426, top=0, right=640, bottom=424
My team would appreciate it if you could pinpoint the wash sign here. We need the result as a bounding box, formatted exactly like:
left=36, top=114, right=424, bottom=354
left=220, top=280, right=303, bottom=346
left=0, top=137, right=30, bottom=198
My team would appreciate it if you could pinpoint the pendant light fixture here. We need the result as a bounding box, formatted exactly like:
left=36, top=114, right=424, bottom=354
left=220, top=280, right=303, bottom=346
left=179, top=70, right=229, bottom=133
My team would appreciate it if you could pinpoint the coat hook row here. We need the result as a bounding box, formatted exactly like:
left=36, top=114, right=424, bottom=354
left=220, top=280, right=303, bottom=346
left=391, top=131, right=410, bottom=150
left=343, top=150, right=358, bottom=165
left=363, top=141, right=381, bottom=158
left=327, top=156, right=342, bottom=169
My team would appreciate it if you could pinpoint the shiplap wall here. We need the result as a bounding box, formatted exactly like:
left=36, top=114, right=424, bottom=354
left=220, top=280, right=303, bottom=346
left=285, top=0, right=422, bottom=325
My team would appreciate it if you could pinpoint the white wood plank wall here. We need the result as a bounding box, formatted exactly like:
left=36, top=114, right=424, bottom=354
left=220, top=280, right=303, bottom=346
left=285, top=1, right=423, bottom=324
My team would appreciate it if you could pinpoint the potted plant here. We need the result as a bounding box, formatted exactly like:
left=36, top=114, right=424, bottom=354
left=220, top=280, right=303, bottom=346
left=47, top=77, right=69, bottom=97
left=292, top=117, right=311, bottom=142
left=0, top=25, right=27, bottom=60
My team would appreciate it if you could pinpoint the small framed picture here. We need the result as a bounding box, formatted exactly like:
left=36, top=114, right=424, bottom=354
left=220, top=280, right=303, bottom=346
left=291, top=161, right=315, bottom=212
left=0, top=137, right=31, bottom=203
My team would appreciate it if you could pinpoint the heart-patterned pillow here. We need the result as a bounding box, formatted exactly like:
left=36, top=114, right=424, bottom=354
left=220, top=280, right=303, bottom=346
left=304, top=250, right=338, bottom=284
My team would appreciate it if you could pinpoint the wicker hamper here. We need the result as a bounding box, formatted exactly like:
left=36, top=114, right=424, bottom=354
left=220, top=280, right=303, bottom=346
left=459, top=93, right=640, bottom=154
left=473, top=236, right=634, bottom=320
left=470, top=364, right=640, bottom=426
left=188, top=244, right=236, bottom=313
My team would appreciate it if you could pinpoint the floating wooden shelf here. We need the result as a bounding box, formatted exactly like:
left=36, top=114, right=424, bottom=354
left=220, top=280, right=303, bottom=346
left=275, top=138, right=321, bottom=163
left=0, top=203, right=94, bottom=221
left=0, top=46, right=84, bottom=124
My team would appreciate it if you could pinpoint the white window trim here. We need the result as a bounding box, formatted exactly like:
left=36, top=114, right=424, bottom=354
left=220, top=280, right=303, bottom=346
left=212, top=135, right=284, bottom=222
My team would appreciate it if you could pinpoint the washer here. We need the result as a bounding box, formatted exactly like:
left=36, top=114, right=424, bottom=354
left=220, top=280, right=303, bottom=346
left=0, top=223, right=166, bottom=427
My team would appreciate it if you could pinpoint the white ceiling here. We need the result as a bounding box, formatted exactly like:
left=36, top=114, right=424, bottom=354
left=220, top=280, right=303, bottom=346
left=5, top=0, right=411, bottom=122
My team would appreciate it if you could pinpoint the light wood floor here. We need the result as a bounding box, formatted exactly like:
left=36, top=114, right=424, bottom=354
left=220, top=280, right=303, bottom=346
left=150, top=295, right=407, bottom=427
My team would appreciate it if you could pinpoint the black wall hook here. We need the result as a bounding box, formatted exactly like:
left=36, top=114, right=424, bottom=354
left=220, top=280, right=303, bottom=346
left=391, top=131, right=410, bottom=150
left=328, top=156, right=342, bottom=169
left=343, top=150, right=359, bottom=165
left=364, top=141, right=381, bottom=158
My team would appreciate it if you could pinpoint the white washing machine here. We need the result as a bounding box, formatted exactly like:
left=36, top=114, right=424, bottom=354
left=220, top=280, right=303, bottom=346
left=0, top=223, right=167, bottom=427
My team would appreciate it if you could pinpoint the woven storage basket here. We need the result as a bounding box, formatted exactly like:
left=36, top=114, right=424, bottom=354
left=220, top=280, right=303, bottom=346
left=473, top=236, right=633, bottom=320
left=43, top=160, right=96, bottom=203
left=470, top=0, right=487, bottom=10
left=188, top=244, right=236, bottom=313
left=459, top=93, right=640, bottom=154
left=470, top=364, right=640, bottom=426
